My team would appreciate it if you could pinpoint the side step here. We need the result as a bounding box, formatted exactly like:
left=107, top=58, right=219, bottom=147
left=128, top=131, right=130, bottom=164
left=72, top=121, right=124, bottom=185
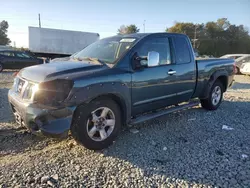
left=130, top=100, right=200, bottom=125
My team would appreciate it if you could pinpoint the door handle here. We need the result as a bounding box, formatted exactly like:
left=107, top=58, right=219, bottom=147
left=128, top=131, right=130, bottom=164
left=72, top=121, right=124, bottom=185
left=168, top=70, right=176, bottom=75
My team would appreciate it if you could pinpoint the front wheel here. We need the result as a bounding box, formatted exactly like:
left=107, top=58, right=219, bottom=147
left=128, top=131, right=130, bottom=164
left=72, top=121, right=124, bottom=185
left=71, top=98, right=121, bottom=150
left=200, top=81, right=223, bottom=110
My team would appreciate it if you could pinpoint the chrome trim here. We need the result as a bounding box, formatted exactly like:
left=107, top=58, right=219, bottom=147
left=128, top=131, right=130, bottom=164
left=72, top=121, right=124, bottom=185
left=13, top=76, right=35, bottom=101
left=177, top=89, right=193, bottom=95
left=20, top=81, right=29, bottom=98
left=168, top=70, right=176, bottom=75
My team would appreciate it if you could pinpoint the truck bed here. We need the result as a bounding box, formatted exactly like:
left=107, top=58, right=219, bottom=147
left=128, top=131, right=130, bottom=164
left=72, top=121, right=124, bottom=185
left=193, top=58, right=235, bottom=98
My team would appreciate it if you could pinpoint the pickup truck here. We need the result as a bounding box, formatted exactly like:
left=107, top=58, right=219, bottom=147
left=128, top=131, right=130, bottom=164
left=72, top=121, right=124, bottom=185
left=8, top=33, right=235, bottom=150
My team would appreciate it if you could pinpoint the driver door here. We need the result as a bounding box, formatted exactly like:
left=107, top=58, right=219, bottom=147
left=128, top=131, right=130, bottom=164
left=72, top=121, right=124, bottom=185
left=131, top=36, right=179, bottom=115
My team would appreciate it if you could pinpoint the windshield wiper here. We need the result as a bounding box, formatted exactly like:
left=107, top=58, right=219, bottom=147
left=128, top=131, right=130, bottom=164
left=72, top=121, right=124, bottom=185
left=77, top=57, right=105, bottom=65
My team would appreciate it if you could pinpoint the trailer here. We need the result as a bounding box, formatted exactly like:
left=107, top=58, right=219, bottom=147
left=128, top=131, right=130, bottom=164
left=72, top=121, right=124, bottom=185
left=28, top=27, right=100, bottom=58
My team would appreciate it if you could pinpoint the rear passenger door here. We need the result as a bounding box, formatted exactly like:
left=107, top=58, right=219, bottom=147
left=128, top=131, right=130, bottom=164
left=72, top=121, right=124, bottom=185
left=171, top=35, right=196, bottom=103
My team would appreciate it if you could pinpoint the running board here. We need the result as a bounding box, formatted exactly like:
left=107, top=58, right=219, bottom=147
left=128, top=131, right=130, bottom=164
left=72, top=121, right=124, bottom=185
left=130, top=100, right=200, bottom=125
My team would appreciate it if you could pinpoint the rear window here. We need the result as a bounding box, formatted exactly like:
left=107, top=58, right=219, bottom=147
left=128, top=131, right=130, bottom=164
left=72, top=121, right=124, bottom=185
left=174, top=36, right=191, bottom=64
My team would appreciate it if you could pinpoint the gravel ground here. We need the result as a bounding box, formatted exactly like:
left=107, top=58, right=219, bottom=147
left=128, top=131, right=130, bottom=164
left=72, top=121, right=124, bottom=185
left=0, top=73, right=250, bottom=188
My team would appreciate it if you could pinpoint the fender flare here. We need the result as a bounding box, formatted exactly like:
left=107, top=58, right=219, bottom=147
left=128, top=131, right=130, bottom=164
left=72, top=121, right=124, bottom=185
left=200, top=70, right=228, bottom=99
left=68, top=82, right=131, bottom=124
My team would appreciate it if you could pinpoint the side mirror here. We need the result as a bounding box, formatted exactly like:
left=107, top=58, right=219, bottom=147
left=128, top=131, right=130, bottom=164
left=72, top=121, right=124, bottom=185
left=147, top=51, right=159, bottom=67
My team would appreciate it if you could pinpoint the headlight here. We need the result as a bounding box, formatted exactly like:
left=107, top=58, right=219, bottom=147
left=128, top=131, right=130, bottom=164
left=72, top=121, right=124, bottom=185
left=34, top=79, right=73, bottom=105
left=13, top=77, right=18, bottom=90
left=23, top=83, right=39, bottom=99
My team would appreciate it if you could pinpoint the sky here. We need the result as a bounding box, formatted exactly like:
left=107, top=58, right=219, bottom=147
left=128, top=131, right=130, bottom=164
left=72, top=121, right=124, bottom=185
left=1, top=0, right=250, bottom=48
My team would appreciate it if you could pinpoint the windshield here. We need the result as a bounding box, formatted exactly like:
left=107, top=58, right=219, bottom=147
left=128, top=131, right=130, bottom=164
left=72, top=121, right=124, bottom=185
left=74, top=37, right=137, bottom=64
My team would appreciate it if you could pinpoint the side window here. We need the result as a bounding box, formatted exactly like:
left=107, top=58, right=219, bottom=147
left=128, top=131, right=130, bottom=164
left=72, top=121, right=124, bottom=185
left=137, top=37, right=171, bottom=66
left=15, top=52, right=30, bottom=58
left=15, top=52, right=24, bottom=58
left=2, top=52, right=14, bottom=56
left=21, top=53, right=31, bottom=58
left=174, top=36, right=191, bottom=64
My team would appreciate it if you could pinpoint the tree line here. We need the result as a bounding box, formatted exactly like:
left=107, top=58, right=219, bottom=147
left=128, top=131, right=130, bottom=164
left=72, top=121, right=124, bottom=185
left=0, top=20, right=11, bottom=45
left=167, top=18, right=250, bottom=57
left=118, top=18, right=250, bottom=57
left=1, top=18, right=250, bottom=57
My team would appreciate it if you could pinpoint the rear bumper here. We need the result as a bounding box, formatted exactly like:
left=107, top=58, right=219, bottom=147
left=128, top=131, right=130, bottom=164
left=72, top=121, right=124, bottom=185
left=8, top=89, right=76, bottom=137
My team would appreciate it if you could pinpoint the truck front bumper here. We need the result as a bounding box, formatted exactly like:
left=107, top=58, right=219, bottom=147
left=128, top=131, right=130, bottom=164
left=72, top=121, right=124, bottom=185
left=8, top=89, right=76, bottom=137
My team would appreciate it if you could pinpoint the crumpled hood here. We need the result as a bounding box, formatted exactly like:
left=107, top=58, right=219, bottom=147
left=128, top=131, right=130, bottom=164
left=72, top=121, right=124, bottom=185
left=19, top=60, right=105, bottom=82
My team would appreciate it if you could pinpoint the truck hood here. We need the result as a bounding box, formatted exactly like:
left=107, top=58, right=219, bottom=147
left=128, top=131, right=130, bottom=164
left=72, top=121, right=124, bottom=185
left=19, top=61, right=106, bottom=82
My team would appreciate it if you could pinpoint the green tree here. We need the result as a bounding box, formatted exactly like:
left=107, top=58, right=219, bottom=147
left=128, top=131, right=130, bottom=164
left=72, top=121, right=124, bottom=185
left=166, top=18, right=250, bottom=57
left=167, top=22, right=204, bottom=49
left=118, top=24, right=140, bottom=34
left=0, top=20, right=11, bottom=45
left=167, top=22, right=196, bottom=38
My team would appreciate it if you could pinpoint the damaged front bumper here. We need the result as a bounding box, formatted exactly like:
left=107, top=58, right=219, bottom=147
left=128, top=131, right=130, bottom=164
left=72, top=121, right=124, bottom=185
left=8, top=89, right=76, bottom=137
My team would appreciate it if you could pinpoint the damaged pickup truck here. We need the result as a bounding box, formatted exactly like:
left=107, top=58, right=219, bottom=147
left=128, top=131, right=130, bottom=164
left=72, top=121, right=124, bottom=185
left=8, top=33, right=235, bottom=150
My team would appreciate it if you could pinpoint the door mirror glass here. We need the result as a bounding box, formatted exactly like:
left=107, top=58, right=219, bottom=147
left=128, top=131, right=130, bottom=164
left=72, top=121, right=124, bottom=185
left=147, top=51, right=159, bottom=67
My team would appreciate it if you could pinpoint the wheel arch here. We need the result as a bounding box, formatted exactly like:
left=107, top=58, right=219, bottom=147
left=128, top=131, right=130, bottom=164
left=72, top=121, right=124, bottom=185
left=217, top=75, right=228, bottom=92
left=200, top=70, right=228, bottom=99
left=72, top=93, right=129, bottom=126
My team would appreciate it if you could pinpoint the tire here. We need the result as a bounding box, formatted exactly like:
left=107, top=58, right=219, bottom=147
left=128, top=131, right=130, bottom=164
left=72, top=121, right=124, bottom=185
left=0, top=63, right=3, bottom=72
left=71, top=98, right=121, bottom=150
left=200, top=80, right=224, bottom=110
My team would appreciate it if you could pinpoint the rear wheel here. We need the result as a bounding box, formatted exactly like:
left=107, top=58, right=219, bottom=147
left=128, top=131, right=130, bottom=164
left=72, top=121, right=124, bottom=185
left=71, top=98, right=121, bottom=150
left=200, top=80, right=223, bottom=110
left=0, top=63, right=3, bottom=72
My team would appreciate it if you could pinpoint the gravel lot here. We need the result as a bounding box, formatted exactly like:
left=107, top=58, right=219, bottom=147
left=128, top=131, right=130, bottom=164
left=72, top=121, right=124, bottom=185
left=0, top=72, right=250, bottom=188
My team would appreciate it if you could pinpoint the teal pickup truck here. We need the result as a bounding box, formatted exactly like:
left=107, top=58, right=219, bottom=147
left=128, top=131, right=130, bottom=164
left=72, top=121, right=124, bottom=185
left=8, top=33, right=235, bottom=150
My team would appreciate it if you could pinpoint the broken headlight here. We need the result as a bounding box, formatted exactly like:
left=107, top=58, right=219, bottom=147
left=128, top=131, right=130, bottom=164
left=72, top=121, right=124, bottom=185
left=34, top=79, right=73, bottom=106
